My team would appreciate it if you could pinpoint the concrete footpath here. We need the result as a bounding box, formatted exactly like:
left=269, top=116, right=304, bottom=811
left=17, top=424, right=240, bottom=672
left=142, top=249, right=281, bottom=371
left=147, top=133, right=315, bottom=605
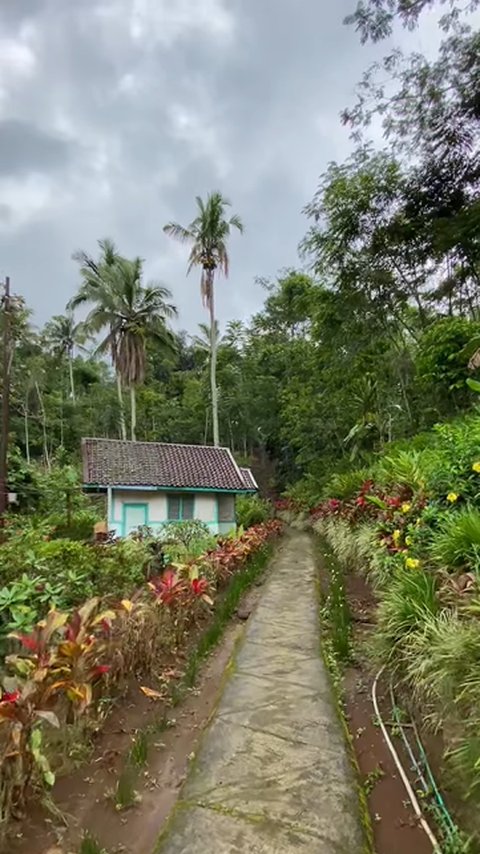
left=157, top=532, right=365, bottom=853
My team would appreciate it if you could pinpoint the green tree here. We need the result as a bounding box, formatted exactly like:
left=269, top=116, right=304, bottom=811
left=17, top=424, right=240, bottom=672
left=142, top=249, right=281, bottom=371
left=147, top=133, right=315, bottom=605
left=164, top=191, right=244, bottom=446
left=43, top=312, right=88, bottom=403
left=80, top=255, right=177, bottom=441
left=71, top=239, right=128, bottom=439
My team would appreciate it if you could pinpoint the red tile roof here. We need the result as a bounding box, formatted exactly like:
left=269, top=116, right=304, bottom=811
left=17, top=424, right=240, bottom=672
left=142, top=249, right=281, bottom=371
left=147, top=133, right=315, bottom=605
left=82, top=438, right=251, bottom=491
left=240, top=467, right=258, bottom=491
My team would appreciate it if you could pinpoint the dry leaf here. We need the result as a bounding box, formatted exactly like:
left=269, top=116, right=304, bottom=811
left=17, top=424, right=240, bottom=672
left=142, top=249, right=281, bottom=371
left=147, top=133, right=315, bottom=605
left=140, top=686, right=164, bottom=700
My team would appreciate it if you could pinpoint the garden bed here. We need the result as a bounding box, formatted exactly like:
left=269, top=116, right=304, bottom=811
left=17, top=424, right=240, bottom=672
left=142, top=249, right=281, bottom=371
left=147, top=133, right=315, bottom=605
left=8, top=548, right=274, bottom=854
left=318, top=542, right=458, bottom=854
left=0, top=518, right=283, bottom=849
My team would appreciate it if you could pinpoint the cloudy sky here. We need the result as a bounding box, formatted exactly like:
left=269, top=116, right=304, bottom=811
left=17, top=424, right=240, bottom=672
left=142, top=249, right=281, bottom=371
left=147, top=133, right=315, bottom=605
left=0, top=0, right=439, bottom=333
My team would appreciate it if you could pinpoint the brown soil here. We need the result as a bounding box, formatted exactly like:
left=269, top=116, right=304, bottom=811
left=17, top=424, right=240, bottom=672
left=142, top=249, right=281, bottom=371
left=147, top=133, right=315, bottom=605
left=7, top=585, right=266, bottom=854
left=342, top=573, right=434, bottom=854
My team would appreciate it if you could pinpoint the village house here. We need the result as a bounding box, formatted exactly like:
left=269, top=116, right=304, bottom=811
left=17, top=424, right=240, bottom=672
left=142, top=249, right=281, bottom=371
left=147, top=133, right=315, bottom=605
left=82, top=438, right=257, bottom=537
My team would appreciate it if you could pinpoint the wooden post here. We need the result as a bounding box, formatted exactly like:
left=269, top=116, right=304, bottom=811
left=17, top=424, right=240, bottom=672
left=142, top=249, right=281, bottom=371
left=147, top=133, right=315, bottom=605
left=0, top=277, right=11, bottom=519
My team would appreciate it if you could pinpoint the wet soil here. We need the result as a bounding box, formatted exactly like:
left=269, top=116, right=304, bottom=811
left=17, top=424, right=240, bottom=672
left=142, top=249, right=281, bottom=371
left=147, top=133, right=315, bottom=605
left=7, top=585, right=265, bottom=854
left=341, top=573, right=434, bottom=854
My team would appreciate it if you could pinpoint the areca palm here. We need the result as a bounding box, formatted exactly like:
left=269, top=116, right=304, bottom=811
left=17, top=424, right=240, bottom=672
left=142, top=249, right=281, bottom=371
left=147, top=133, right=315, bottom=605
left=43, top=311, right=88, bottom=402
left=164, top=191, right=243, bottom=446
left=77, top=255, right=177, bottom=441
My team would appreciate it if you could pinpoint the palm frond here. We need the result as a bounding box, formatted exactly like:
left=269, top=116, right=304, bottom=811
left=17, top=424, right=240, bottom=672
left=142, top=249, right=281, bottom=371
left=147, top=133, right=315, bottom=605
left=163, top=222, right=194, bottom=243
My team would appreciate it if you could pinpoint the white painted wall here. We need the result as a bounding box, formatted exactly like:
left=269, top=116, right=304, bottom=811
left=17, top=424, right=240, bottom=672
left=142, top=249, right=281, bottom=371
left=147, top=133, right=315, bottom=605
left=109, top=489, right=236, bottom=537
left=194, top=493, right=217, bottom=523
left=112, top=490, right=167, bottom=523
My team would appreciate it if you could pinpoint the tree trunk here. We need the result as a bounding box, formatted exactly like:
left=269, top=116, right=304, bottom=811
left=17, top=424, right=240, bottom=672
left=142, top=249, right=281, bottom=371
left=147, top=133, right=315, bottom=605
left=24, top=403, right=30, bottom=465
left=130, top=385, right=136, bottom=442
left=209, top=274, right=220, bottom=446
left=116, top=373, right=127, bottom=441
left=68, top=357, right=76, bottom=402
left=35, top=382, right=50, bottom=471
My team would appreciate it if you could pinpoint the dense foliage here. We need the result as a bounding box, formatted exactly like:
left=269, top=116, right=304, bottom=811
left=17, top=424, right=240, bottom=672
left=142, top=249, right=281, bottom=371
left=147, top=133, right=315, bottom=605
left=0, top=520, right=282, bottom=836
left=308, top=413, right=480, bottom=846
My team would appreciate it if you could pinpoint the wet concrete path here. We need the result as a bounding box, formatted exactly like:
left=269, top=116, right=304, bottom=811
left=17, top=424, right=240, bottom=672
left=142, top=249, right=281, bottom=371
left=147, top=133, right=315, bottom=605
left=157, top=532, right=365, bottom=853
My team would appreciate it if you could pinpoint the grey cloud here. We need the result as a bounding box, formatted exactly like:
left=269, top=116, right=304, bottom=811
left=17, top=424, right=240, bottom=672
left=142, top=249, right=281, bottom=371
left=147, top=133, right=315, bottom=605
left=0, top=119, right=76, bottom=176
left=0, top=0, right=414, bottom=331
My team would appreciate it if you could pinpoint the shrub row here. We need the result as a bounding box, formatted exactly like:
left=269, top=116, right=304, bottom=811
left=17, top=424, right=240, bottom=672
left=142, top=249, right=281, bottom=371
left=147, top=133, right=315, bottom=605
left=0, top=519, right=283, bottom=838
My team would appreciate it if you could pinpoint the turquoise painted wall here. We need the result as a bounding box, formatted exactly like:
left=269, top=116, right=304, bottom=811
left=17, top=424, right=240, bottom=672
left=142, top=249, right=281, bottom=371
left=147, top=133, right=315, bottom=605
left=108, top=487, right=237, bottom=538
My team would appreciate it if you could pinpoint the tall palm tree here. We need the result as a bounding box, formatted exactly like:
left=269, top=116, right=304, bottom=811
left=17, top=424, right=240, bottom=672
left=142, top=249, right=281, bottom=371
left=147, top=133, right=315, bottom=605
left=70, top=239, right=129, bottom=439
left=164, top=191, right=244, bottom=446
left=79, top=255, right=177, bottom=441
left=43, top=311, right=88, bottom=402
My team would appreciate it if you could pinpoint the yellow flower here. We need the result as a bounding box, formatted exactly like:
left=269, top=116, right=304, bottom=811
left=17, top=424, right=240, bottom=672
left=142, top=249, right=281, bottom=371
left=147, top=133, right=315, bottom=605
left=405, top=535, right=412, bottom=546
left=473, top=461, right=480, bottom=473
left=405, top=557, right=420, bottom=570
left=392, top=529, right=401, bottom=545
left=447, top=492, right=459, bottom=503
left=401, top=502, right=412, bottom=514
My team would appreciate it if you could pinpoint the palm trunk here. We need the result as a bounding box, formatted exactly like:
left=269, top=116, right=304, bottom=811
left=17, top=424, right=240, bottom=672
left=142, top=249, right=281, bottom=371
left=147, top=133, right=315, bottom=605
left=116, top=372, right=127, bottom=441
left=209, top=275, right=219, bottom=446
left=68, top=357, right=76, bottom=402
left=130, top=385, right=136, bottom=442
left=24, top=402, right=30, bottom=464
left=35, top=382, right=50, bottom=471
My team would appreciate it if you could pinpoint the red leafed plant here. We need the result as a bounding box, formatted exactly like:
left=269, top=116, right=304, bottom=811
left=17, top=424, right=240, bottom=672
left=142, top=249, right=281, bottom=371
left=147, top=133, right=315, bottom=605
left=0, top=601, right=117, bottom=830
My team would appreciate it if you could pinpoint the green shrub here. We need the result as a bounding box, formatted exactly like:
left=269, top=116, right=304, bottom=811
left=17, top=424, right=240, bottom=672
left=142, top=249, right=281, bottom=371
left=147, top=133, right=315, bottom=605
left=0, top=537, right=149, bottom=641
left=160, top=520, right=212, bottom=548
left=376, top=569, right=439, bottom=664
left=375, top=450, right=428, bottom=492
left=424, top=415, right=480, bottom=501
left=323, top=468, right=371, bottom=500
left=50, top=509, right=100, bottom=541
left=405, top=612, right=480, bottom=728
left=429, top=508, right=480, bottom=571
left=236, top=495, right=271, bottom=528
left=284, top=477, right=322, bottom=507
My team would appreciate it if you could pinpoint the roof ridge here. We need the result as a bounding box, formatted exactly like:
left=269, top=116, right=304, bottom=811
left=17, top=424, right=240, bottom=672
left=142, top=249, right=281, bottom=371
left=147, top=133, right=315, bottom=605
left=82, top=437, right=232, bottom=452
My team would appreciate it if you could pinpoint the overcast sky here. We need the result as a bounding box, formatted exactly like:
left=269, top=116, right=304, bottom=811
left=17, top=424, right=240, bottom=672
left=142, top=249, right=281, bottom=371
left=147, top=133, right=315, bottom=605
left=0, top=0, right=442, bottom=333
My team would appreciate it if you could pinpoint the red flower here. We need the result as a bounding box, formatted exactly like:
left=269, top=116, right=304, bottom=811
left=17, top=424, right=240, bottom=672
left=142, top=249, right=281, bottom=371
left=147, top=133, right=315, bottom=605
left=387, top=497, right=402, bottom=509
left=17, top=634, right=38, bottom=652
left=91, top=665, right=110, bottom=678
left=1, top=690, right=21, bottom=704
left=191, top=578, right=208, bottom=597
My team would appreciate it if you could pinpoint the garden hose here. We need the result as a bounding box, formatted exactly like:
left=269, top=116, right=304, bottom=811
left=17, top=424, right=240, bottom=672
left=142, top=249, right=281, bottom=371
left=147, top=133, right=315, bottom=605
left=389, top=682, right=458, bottom=840
left=372, top=667, right=441, bottom=851
left=389, top=682, right=429, bottom=793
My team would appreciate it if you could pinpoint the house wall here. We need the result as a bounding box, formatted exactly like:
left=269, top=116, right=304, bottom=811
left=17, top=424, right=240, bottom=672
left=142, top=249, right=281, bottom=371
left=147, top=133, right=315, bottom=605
left=108, top=489, right=238, bottom=537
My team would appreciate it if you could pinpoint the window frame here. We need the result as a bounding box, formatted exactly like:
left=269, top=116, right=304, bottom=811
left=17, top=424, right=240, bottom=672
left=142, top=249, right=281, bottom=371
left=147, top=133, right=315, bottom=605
left=167, top=493, right=195, bottom=521
left=217, top=493, right=235, bottom=523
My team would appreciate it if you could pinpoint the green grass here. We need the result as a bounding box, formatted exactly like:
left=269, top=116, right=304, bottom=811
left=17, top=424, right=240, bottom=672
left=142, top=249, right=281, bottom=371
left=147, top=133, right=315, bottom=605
left=112, top=768, right=139, bottom=811
left=79, top=833, right=108, bottom=854
left=129, top=730, right=149, bottom=768
left=318, top=544, right=352, bottom=663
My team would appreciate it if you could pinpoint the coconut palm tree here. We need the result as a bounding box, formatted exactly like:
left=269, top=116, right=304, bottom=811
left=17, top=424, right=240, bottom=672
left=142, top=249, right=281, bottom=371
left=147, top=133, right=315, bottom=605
left=163, top=191, right=244, bottom=446
left=70, top=239, right=129, bottom=439
left=80, top=255, right=177, bottom=441
left=43, top=311, right=88, bottom=402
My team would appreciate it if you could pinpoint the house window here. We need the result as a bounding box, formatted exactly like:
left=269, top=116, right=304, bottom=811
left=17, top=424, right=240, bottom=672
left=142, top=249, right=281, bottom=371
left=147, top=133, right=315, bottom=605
left=167, top=494, right=195, bottom=521
left=218, top=494, right=235, bottom=523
